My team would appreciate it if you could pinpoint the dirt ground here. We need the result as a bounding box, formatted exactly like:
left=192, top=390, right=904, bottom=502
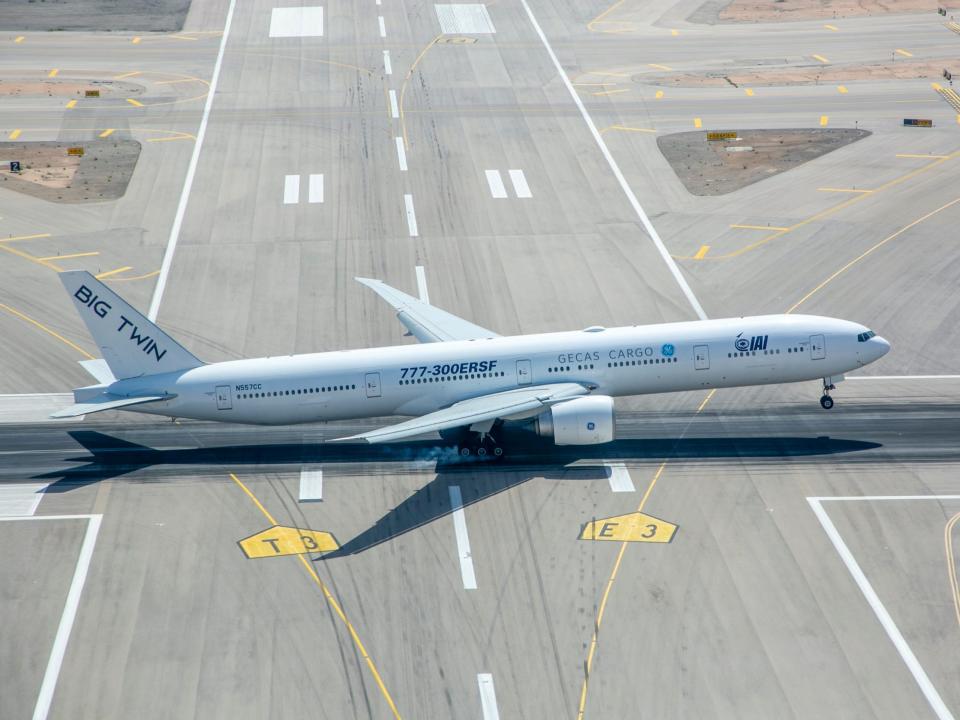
left=715, top=0, right=941, bottom=22
left=0, top=0, right=191, bottom=32
left=646, top=58, right=956, bottom=87
left=0, top=77, right=144, bottom=98
left=0, top=140, right=141, bottom=203
left=656, top=128, right=871, bottom=196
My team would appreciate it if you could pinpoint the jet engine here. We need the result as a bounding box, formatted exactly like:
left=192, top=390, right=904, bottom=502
left=534, top=395, right=614, bottom=445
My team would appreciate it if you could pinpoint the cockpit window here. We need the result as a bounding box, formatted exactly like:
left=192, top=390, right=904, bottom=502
left=857, top=330, right=876, bottom=342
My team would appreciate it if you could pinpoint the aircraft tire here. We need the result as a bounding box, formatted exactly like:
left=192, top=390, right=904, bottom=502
left=820, top=395, right=834, bottom=410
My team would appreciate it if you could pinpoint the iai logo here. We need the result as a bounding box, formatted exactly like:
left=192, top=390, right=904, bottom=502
left=661, top=343, right=675, bottom=357
left=735, top=332, right=769, bottom=351
left=735, top=333, right=750, bottom=351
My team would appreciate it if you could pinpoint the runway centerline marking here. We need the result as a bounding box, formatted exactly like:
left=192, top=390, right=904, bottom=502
left=477, top=673, right=501, bottom=719
left=449, top=485, right=478, bottom=589
left=148, top=0, right=237, bottom=321
left=404, top=194, right=419, bottom=236
left=485, top=169, right=507, bottom=198
left=395, top=137, right=408, bottom=171
left=383, top=50, right=393, bottom=75
left=379, top=16, right=386, bottom=37
left=389, top=89, right=400, bottom=119
left=508, top=169, right=532, bottom=198
left=415, top=265, right=430, bottom=302
left=808, top=496, right=958, bottom=720
left=228, top=474, right=402, bottom=718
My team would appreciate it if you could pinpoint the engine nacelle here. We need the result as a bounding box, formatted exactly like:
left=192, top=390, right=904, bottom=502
left=535, top=395, right=614, bottom=445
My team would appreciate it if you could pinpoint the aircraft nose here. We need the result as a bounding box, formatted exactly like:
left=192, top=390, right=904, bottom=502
left=871, top=336, right=891, bottom=360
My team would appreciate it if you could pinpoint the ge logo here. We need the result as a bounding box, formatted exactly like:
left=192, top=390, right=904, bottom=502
left=734, top=333, right=750, bottom=351
left=661, top=343, right=675, bottom=357
left=587, top=422, right=596, bottom=431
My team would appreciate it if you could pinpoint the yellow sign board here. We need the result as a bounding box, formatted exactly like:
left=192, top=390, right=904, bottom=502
left=67, top=146, right=84, bottom=156
left=239, top=525, right=339, bottom=558
left=707, top=131, right=737, bottom=141
left=85, top=89, right=100, bottom=98
left=580, top=512, right=678, bottom=543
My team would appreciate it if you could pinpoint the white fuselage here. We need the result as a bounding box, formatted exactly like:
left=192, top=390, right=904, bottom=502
left=105, top=314, right=889, bottom=426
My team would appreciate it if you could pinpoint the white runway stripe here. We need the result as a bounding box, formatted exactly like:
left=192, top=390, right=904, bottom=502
left=389, top=89, right=399, bottom=118
left=415, top=265, right=430, bottom=302
left=308, top=173, right=324, bottom=203
left=269, top=6, right=323, bottom=37
left=449, top=486, right=477, bottom=589
left=395, top=137, right=407, bottom=171
left=283, top=174, right=300, bottom=204
left=477, top=674, right=501, bottom=719
left=404, top=194, right=419, bottom=236
left=378, top=15, right=386, bottom=36
left=508, top=169, right=532, bottom=198
left=383, top=50, right=392, bottom=75
left=299, top=467, right=323, bottom=501
left=485, top=169, right=507, bottom=198
left=606, top=463, right=635, bottom=492
left=0, top=483, right=48, bottom=516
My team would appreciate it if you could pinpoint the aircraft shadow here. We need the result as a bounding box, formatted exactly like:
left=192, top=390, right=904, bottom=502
left=36, top=430, right=881, bottom=554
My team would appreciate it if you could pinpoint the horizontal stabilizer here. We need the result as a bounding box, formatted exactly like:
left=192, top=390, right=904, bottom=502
left=337, top=383, right=589, bottom=443
left=356, top=277, right=499, bottom=343
left=50, top=394, right=172, bottom=419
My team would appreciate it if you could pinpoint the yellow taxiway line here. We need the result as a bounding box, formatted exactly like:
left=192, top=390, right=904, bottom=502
left=813, top=54, right=830, bottom=63
left=0, top=303, right=94, bottom=359
left=94, top=266, right=132, bottom=279
left=693, top=245, right=710, bottom=259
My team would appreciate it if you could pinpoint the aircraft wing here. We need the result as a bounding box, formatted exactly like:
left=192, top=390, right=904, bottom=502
left=336, top=382, right=589, bottom=443
left=356, top=277, right=499, bottom=343
left=50, top=394, right=172, bottom=419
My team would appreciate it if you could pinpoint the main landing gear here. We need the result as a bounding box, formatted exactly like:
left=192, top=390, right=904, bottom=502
left=458, top=433, right=504, bottom=458
left=820, top=380, right=836, bottom=410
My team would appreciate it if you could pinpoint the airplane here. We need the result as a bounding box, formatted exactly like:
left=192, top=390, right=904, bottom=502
left=52, top=270, right=890, bottom=457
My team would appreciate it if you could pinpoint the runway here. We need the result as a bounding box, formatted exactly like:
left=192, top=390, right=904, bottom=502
left=2, top=0, right=960, bottom=717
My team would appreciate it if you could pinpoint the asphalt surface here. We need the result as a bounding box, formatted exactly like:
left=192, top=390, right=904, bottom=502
left=2, top=0, right=960, bottom=718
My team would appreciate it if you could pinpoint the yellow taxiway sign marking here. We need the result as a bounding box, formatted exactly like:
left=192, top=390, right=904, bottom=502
left=14, top=36, right=24, bottom=43
left=824, top=23, right=838, bottom=31
left=8, top=129, right=21, bottom=140
left=126, top=98, right=143, bottom=107
left=744, top=88, right=754, bottom=96
left=838, top=85, right=848, bottom=94
left=820, top=115, right=829, bottom=126
left=693, top=245, right=710, bottom=259
left=48, top=68, right=59, bottom=78
left=65, top=99, right=77, bottom=109
left=655, top=90, right=664, bottom=99
left=95, top=266, right=132, bottom=279
left=694, top=117, right=702, bottom=128
left=648, top=63, right=673, bottom=71
left=239, top=525, right=339, bottom=558
left=818, top=187, right=873, bottom=193
left=98, top=128, right=114, bottom=138
left=895, top=48, right=913, bottom=57
left=731, top=223, right=790, bottom=231
left=580, top=512, right=678, bottom=543
left=813, top=54, right=830, bottom=64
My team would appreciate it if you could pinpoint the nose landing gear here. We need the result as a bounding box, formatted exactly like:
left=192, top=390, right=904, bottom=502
left=820, top=380, right=836, bottom=410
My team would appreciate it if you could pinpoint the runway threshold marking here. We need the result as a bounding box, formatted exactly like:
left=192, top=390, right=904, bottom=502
left=148, top=0, right=237, bottom=321
left=808, top=496, right=958, bottom=720
left=228, top=474, right=403, bottom=718
left=787, top=195, right=960, bottom=312
left=946, top=511, right=960, bottom=630
left=0, top=303, right=94, bottom=359
left=520, top=0, right=707, bottom=321
left=693, top=244, right=710, bottom=259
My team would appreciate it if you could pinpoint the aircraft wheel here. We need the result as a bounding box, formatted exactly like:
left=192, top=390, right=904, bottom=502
left=820, top=395, right=834, bottom=410
left=477, top=446, right=487, bottom=457
left=493, top=446, right=504, bottom=457
left=459, top=446, right=472, bottom=457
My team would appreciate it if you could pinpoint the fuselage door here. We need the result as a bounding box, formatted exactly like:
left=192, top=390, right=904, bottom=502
left=693, top=345, right=710, bottom=370
left=516, top=359, right=532, bottom=386
left=365, top=372, right=382, bottom=398
left=215, top=385, right=232, bottom=410
left=810, top=335, right=826, bottom=360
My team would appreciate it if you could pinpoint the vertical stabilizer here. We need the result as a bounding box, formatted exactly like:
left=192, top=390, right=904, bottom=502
left=59, top=271, right=202, bottom=380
